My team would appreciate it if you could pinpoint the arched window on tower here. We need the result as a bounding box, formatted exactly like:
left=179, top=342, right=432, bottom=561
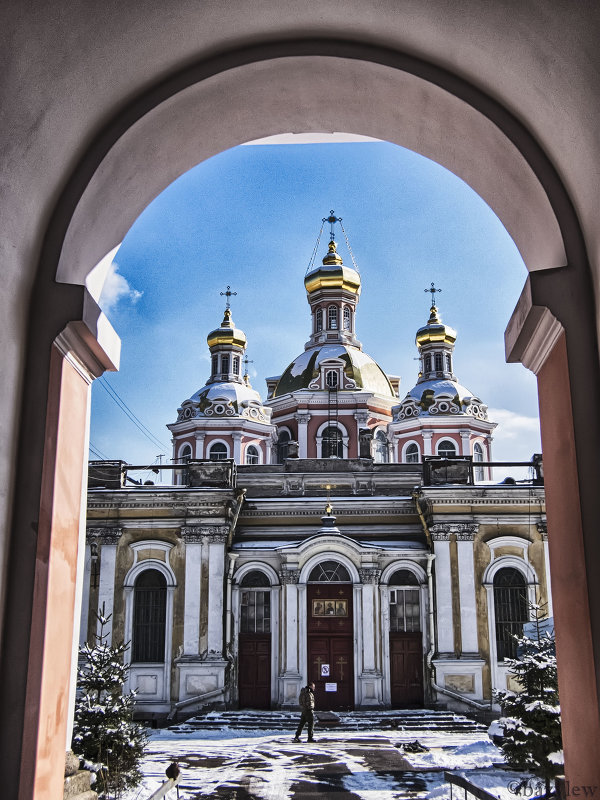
left=233, top=356, right=240, bottom=376
left=315, top=308, right=323, bottom=332
left=321, top=426, right=343, bottom=458
left=473, top=442, right=484, bottom=481
left=246, top=444, right=259, bottom=465
left=493, top=568, right=528, bottom=660
left=374, top=429, right=388, bottom=463
left=328, top=305, right=338, bottom=330
left=438, top=440, right=457, bottom=458
left=132, top=569, right=167, bottom=663
left=405, top=442, right=420, bottom=463
left=424, top=354, right=432, bottom=373
left=277, top=430, right=291, bottom=463
left=325, top=370, right=338, bottom=389
left=446, top=354, right=452, bottom=372
left=389, top=569, right=421, bottom=632
left=343, top=306, right=351, bottom=331
left=221, top=354, right=229, bottom=378
left=176, top=444, right=192, bottom=485
left=209, top=442, right=228, bottom=461
left=212, top=354, right=218, bottom=377
left=434, top=353, right=443, bottom=372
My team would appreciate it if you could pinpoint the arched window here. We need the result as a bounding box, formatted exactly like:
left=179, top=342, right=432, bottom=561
left=424, top=354, right=432, bottom=373
left=221, top=354, right=229, bottom=377
left=389, top=569, right=419, bottom=586
left=474, top=442, right=484, bottom=481
left=493, top=568, right=528, bottom=660
left=328, top=305, right=338, bottom=330
left=321, top=426, right=343, bottom=458
left=343, top=306, right=351, bottom=331
left=246, top=444, right=259, bottom=465
left=315, top=308, right=323, bottom=332
left=405, top=443, right=420, bottom=463
left=308, top=561, right=351, bottom=583
left=446, top=354, right=452, bottom=372
left=434, top=352, right=443, bottom=371
left=240, top=570, right=271, bottom=633
left=325, top=370, right=338, bottom=389
left=233, top=356, right=240, bottom=375
left=438, top=440, right=457, bottom=458
left=178, top=444, right=192, bottom=463
left=176, top=444, right=192, bottom=485
left=212, top=354, right=218, bottom=377
left=209, top=442, right=228, bottom=461
left=132, top=569, right=167, bottom=663
left=277, top=430, right=290, bottom=463
left=374, top=429, right=388, bottom=463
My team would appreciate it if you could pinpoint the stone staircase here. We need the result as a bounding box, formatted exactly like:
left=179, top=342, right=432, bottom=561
left=170, top=708, right=487, bottom=736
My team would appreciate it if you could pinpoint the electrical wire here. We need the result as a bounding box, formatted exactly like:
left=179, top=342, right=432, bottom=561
left=96, top=377, right=170, bottom=451
left=89, top=441, right=109, bottom=460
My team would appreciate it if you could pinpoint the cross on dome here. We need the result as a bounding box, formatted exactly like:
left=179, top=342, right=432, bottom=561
left=220, top=285, right=237, bottom=310
left=424, top=282, right=442, bottom=309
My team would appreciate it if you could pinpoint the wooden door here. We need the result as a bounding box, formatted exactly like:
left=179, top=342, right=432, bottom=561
left=307, top=584, right=354, bottom=710
left=238, top=634, right=271, bottom=709
left=390, top=633, right=423, bottom=707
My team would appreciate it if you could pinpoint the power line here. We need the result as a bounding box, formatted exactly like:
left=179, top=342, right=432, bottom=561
left=96, top=377, right=170, bottom=452
left=89, top=441, right=109, bottom=460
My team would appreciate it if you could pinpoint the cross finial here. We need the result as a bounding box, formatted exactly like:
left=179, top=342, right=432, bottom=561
left=424, top=282, right=442, bottom=308
left=220, top=285, right=237, bottom=310
left=323, top=210, right=341, bottom=241
left=243, top=354, right=254, bottom=378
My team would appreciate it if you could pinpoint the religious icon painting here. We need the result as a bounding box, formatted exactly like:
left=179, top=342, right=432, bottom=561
left=335, top=600, right=348, bottom=616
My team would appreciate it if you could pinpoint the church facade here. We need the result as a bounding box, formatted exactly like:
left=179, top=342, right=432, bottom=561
left=83, top=218, right=549, bottom=719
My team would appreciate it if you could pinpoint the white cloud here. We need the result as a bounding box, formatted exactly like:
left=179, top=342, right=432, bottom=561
left=488, top=407, right=542, bottom=463
left=98, top=261, right=143, bottom=314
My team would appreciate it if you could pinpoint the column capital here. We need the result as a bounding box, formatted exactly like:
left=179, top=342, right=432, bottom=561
left=359, top=567, right=381, bottom=585
left=279, top=568, right=301, bottom=584
left=430, top=522, right=479, bottom=541
left=422, top=430, right=433, bottom=440
left=537, top=520, right=548, bottom=539
left=86, top=526, right=122, bottom=545
left=354, top=410, right=369, bottom=424
left=181, top=524, right=229, bottom=543
left=194, top=431, right=206, bottom=441
left=294, top=412, right=311, bottom=424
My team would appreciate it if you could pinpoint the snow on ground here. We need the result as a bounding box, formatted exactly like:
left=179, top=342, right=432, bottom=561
left=122, top=721, right=537, bottom=800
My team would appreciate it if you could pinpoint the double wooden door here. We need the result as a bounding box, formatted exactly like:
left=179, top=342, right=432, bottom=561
left=389, top=633, right=423, bottom=707
left=307, top=584, right=354, bottom=710
left=238, top=634, right=271, bottom=709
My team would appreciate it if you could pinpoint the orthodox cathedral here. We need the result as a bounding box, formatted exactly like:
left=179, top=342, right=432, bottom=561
left=83, top=215, right=549, bottom=720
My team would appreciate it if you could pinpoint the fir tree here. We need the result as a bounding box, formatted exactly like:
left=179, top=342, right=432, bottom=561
left=494, top=608, right=563, bottom=799
left=72, top=607, right=148, bottom=798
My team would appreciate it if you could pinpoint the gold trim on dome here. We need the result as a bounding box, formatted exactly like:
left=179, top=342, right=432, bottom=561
left=322, top=240, right=343, bottom=265
left=206, top=331, right=247, bottom=347
left=304, top=266, right=361, bottom=295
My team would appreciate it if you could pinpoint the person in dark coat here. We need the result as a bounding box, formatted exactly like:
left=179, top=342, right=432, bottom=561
left=293, top=681, right=316, bottom=742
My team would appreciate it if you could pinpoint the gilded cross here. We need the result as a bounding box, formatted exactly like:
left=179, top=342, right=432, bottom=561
left=336, top=656, right=347, bottom=681
left=313, top=656, right=324, bottom=673
left=323, top=210, right=341, bottom=241
left=424, top=282, right=441, bottom=308
left=220, top=285, right=237, bottom=309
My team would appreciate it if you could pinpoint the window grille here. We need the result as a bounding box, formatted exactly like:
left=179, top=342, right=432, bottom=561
left=233, top=356, right=240, bottom=375
left=343, top=306, right=351, bottom=331
left=405, top=443, right=419, bottom=463
left=221, top=354, right=229, bottom=377
left=246, top=445, right=259, bottom=465
left=209, top=442, right=228, bottom=461
left=424, top=354, right=432, bottom=372
left=389, top=588, right=421, bottom=632
left=328, top=305, right=338, bottom=329
left=435, top=353, right=443, bottom=371
left=240, top=590, right=271, bottom=633
left=494, top=568, right=528, bottom=660
left=438, top=440, right=457, bottom=457
left=308, top=561, right=351, bottom=583
left=321, top=426, right=343, bottom=458
left=277, top=430, right=290, bottom=463
left=132, top=569, right=167, bottom=663
left=325, top=370, right=338, bottom=388
left=374, top=430, right=388, bottom=463
left=446, top=354, right=452, bottom=372
left=315, top=308, right=323, bottom=332
left=212, top=355, right=218, bottom=376
left=474, top=442, right=484, bottom=481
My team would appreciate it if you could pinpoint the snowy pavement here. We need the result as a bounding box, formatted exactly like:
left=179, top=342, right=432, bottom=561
left=123, top=714, right=536, bottom=800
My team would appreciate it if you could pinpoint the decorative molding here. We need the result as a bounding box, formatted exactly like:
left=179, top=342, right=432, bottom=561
left=537, top=521, right=548, bottom=539
left=430, top=522, right=479, bottom=541
left=87, top=527, right=122, bottom=545
left=294, top=412, right=311, bottom=425
left=181, top=526, right=205, bottom=543
left=505, top=279, right=564, bottom=375
left=180, top=524, right=229, bottom=543
left=279, top=569, right=301, bottom=584
left=359, top=567, right=381, bottom=584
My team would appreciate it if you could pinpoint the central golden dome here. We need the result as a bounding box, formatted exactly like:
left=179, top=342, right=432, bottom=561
left=303, top=241, right=361, bottom=295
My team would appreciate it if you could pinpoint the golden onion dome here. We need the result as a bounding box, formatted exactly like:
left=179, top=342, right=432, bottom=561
left=206, top=308, right=247, bottom=349
left=304, top=241, right=361, bottom=296
left=415, top=306, right=457, bottom=348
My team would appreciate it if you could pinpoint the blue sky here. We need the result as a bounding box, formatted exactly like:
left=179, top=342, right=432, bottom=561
left=89, top=138, right=541, bottom=473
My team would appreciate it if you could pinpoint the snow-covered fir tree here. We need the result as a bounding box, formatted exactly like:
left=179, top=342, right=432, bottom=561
left=494, top=608, right=563, bottom=798
left=72, top=607, right=147, bottom=798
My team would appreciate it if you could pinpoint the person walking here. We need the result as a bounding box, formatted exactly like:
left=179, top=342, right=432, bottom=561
left=293, top=681, right=316, bottom=742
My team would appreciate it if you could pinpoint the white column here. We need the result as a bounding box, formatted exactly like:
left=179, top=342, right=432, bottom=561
left=539, top=523, right=553, bottom=616
left=232, top=431, right=242, bottom=464
left=457, top=538, right=479, bottom=652
left=431, top=533, right=454, bottom=653
left=359, top=570, right=380, bottom=671
left=295, top=413, right=311, bottom=457
left=195, top=431, right=205, bottom=459
left=486, top=434, right=494, bottom=479
left=281, top=571, right=301, bottom=674
left=79, top=543, right=93, bottom=646
left=182, top=528, right=203, bottom=655
left=422, top=430, right=433, bottom=456
left=92, top=528, right=121, bottom=644
left=460, top=431, right=471, bottom=456
left=206, top=527, right=228, bottom=658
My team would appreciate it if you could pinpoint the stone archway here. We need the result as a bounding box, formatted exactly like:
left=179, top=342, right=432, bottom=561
left=4, top=39, right=600, bottom=798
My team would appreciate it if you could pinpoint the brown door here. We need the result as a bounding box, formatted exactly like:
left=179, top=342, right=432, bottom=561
left=390, top=633, right=423, bottom=707
left=307, top=584, right=354, bottom=710
left=238, top=634, right=271, bottom=709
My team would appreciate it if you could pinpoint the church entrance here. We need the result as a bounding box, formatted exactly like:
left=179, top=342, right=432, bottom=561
left=237, top=571, right=272, bottom=709
left=389, top=633, right=423, bottom=707
left=307, top=561, right=354, bottom=711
